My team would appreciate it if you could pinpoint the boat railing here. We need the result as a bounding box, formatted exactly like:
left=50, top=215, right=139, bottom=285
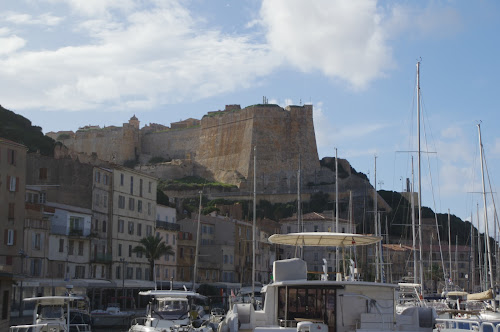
left=130, top=316, right=148, bottom=326
left=10, top=323, right=91, bottom=332
left=279, top=318, right=324, bottom=328
left=435, top=318, right=500, bottom=331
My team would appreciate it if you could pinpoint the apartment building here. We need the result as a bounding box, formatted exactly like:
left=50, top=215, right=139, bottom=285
left=155, top=204, right=179, bottom=283
left=111, top=166, right=157, bottom=282
left=0, top=139, right=27, bottom=275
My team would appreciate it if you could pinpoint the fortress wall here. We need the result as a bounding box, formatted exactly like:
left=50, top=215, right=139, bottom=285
left=58, top=127, right=139, bottom=164
left=245, top=104, right=321, bottom=193
left=196, top=109, right=255, bottom=185
left=141, top=127, right=201, bottom=160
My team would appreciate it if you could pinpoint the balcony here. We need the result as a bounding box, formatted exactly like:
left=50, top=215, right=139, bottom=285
left=156, top=221, right=180, bottom=231
left=92, top=253, right=112, bottom=263
left=69, top=228, right=84, bottom=237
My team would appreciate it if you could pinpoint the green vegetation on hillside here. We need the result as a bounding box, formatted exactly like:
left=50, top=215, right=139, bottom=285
left=0, top=105, right=55, bottom=156
left=160, top=176, right=237, bottom=191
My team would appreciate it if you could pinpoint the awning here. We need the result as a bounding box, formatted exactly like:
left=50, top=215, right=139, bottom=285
left=268, top=232, right=382, bottom=247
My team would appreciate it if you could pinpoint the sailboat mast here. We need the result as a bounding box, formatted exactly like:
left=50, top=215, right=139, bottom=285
left=478, top=124, right=495, bottom=308
left=374, top=155, right=379, bottom=282
left=417, top=61, right=424, bottom=291
left=411, top=157, right=417, bottom=284
left=448, top=210, right=452, bottom=285
left=298, top=155, right=302, bottom=232
left=471, top=212, right=475, bottom=292
left=252, top=146, right=257, bottom=303
left=193, top=190, right=202, bottom=291
left=336, top=148, right=340, bottom=273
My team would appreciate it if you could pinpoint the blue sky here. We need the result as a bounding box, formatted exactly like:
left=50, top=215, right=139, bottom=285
left=1, top=0, right=500, bottom=234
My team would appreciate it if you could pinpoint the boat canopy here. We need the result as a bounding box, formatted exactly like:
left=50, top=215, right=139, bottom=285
left=467, top=289, right=493, bottom=301
left=139, top=290, right=201, bottom=298
left=268, top=232, right=382, bottom=247
left=23, top=296, right=85, bottom=305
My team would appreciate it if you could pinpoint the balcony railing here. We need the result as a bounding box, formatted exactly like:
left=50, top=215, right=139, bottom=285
left=156, top=221, right=180, bottom=231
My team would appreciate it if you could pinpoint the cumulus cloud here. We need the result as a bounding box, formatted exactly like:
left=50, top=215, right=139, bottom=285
left=0, top=0, right=279, bottom=111
left=1, top=11, right=63, bottom=26
left=259, top=0, right=394, bottom=89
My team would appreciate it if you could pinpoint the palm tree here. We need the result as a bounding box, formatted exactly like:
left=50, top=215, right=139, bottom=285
left=133, top=234, right=175, bottom=281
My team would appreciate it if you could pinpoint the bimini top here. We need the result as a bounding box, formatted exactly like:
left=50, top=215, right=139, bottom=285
left=268, top=232, right=382, bottom=247
left=139, top=290, right=201, bottom=298
left=23, top=296, right=85, bottom=305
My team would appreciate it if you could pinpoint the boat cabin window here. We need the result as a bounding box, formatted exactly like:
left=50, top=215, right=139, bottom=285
left=154, top=299, right=189, bottom=318
left=38, top=305, right=64, bottom=319
left=278, top=286, right=336, bottom=332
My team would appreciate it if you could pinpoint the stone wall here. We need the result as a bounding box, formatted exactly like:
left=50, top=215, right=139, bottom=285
left=56, top=125, right=140, bottom=164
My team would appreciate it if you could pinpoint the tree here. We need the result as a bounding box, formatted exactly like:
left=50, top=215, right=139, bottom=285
left=133, top=235, right=175, bottom=281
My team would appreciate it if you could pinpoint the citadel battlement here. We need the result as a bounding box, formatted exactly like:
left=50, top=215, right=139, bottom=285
left=50, top=103, right=322, bottom=192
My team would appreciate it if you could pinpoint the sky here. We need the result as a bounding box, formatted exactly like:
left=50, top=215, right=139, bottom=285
left=1, top=0, right=500, bottom=235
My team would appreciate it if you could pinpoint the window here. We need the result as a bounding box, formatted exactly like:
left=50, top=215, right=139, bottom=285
left=140, top=179, right=143, bottom=197
left=7, top=149, right=16, bottom=165
left=137, top=223, right=142, bottom=236
left=145, top=268, right=150, bottom=281
left=95, top=171, right=101, bottom=183
left=129, top=245, right=132, bottom=257
left=59, top=239, right=64, bottom=252
left=102, top=220, right=107, bottom=232
left=172, top=234, right=175, bottom=245
left=146, top=225, right=152, bottom=236
left=116, top=266, right=121, bottom=279
left=118, top=195, right=125, bottom=209
left=206, top=270, right=209, bottom=280
left=30, top=258, right=41, bottom=276
left=69, top=216, right=83, bottom=233
left=9, top=176, right=17, bottom=192
left=136, top=251, right=142, bottom=258
left=128, top=222, right=134, bottom=235
left=75, top=266, right=85, bottom=278
left=129, top=197, right=135, bottom=211
left=95, top=193, right=100, bottom=207
left=2, top=290, right=9, bottom=320
left=127, top=267, right=133, bottom=279
left=120, top=173, right=124, bottom=186
left=39, top=192, right=46, bottom=204
left=148, top=202, right=151, bottom=215
left=130, top=176, right=134, bottom=194
left=165, top=234, right=169, bottom=244
left=69, top=240, right=74, bottom=255
left=287, top=226, right=291, bottom=233
left=165, top=268, right=169, bottom=279
left=39, top=168, right=47, bottom=180
left=5, top=229, right=15, bottom=245
left=8, top=203, right=15, bottom=219
left=118, top=244, right=122, bottom=256
left=103, top=174, right=108, bottom=185
left=57, top=263, right=64, bottom=278
left=33, top=233, right=41, bottom=250
left=94, top=220, right=99, bottom=231
left=103, top=194, right=108, bottom=208
left=137, top=268, right=142, bottom=280
left=78, top=241, right=84, bottom=255
left=314, top=225, right=319, bottom=232
left=138, top=200, right=142, bottom=213
left=180, top=248, right=184, bottom=258
left=118, top=220, right=124, bottom=233
left=148, top=181, right=152, bottom=193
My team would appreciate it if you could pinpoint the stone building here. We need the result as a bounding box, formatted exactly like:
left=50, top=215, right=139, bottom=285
left=111, top=166, right=158, bottom=282
left=0, top=138, right=27, bottom=275
left=155, top=204, right=179, bottom=283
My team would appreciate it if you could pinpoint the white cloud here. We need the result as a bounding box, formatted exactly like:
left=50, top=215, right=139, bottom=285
left=0, top=1, right=279, bottom=111
left=259, top=0, right=394, bottom=89
left=0, top=35, right=26, bottom=55
left=1, top=11, right=63, bottom=26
